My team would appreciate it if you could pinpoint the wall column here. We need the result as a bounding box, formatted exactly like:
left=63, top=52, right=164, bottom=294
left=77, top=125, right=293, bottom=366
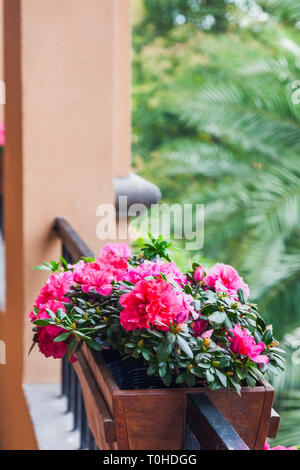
left=0, top=0, right=131, bottom=449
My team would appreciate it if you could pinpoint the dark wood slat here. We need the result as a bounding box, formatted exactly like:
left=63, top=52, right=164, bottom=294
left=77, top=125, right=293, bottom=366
left=54, top=217, right=94, bottom=261
left=73, top=350, right=116, bottom=445
left=185, top=394, right=249, bottom=450
left=267, top=408, right=280, bottom=438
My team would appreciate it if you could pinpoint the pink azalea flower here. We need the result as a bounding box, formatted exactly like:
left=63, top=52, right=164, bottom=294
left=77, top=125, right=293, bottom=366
left=125, top=260, right=187, bottom=286
left=97, top=244, right=129, bottom=282
left=68, top=259, right=86, bottom=273
left=192, top=319, right=208, bottom=337
left=201, top=329, right=214, bottom=339
left=29, top=299, right=65, bottom=322
left=73, top=262, right=115, bottom=296
left=194, top=266, right=205, bottom=282
left=33, top=270, right=74, bottom=309
left=30, top=300, right=76, bottom=362
left=119, top=278, right=192, bottom=332
left=228, top=324, right=269, bottom=364
left=264, top=441, right=297, bottom=450
left=205, top=263, right=250, bottom=300
left=37, top=324, right=76, bottom=362
left=175, top=291, right=197, bottom=323
left=0, top=122, right=5, bottom=146
left=98, top=242, right=131, bottom=261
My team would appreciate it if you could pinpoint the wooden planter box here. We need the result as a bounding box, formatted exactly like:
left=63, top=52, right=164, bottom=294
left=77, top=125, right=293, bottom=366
left=74, top=343, right=278, bottom=450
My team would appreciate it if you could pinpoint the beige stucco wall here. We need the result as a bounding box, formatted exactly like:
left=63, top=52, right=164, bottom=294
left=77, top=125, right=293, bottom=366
left=0, top=0, right=131, bottom=449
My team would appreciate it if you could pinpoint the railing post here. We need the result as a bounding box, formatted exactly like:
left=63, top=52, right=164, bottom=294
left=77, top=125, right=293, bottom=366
left=184, top=394, right=249, bottom=450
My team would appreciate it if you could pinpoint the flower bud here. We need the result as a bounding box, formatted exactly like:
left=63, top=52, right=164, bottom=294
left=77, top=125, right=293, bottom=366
left=187, top=364, right=194, bottom=372
left=203, top=338, right=211, bottom=348
left=194, top=266, right=205, bottom=282
left=212, top=361, right=220, bottom=367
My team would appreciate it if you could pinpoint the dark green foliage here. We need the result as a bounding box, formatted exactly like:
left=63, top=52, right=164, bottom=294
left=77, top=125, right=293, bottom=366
left=132, top=0, right=300, bottom=445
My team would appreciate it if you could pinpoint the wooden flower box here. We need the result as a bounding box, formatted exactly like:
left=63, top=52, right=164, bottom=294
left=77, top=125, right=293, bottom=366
left=73, top=343, right=279, bottom=450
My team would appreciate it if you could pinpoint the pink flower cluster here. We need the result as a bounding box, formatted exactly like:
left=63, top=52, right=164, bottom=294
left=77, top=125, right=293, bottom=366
left=72, top=244, right=129, bottom=295
left=119, top=278, right=195, bottom=331
left=192, top=319, right=213, bottom=340
left=125, top=260, right=186, bottom=286
left=30, top=271, right=74, bottom=314
left=194, top=263, right=250, bottom=300
left=30, top=244, right=256, bottom=362
left=229, top=324, right=269, bottom=364
left=29, top=243, right=132, bottom=360
left=30, top=298, right=76, bottom=362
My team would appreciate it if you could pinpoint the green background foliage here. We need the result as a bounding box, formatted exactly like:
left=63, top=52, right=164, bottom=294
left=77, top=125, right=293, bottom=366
left=132, top=0, right=300, bottom=446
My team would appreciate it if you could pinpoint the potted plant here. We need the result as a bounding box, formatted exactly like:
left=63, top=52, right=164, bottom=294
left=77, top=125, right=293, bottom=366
left=29, top=236, right=284, bottom=449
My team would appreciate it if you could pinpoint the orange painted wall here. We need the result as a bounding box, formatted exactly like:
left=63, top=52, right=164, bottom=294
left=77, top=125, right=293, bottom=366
left=0, top=0, right=131, bottom=449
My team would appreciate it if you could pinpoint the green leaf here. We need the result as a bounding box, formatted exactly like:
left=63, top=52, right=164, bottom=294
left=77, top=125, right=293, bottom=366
left=246, top=373, right=256, bottom=388
left=73, top=306, right=85, bottom=316
left=267, top=363, right=279, bottom=376
left=176, top=373, right=186, bottom=384
left=33, top=262, right=53, bottom=271
left=50, top=260, right=60, bottom=271
left=191, top=365, right=205, bottom=378
left=236, top=368, right=246, bottom=381
left=45, top=308, right=56, bottom=320
left=229, top=377, right=242, bottom=396
left=206, top=369, right=215, bottom=382
left=141, top=349, right=151, bottom=361
left=208, top=311, right=226, bottom=324
left=67, top=337, right=77, bottom=361
left=28, top=341, right=37, bottom=356
left=33, top=319, right=52, bottom=326
left=215, top=369, right=227, bottom=387
left=184, top=285, right=193, bottom=295
left=60, top=256, right=68, bottom=268
left=161, top=371, right=173, bottom=386
left=56, top=308, right=68, bottom=322
left=157, top=340, right=173, bottom=362
left=53, top=332, right=71, bottom=343
left=177, top=335, right=193, bottom=359
left=218, top=356, right=231, bottom=367
left=209, top=379, right=222, bottom=391
left=185, top=373, right=196, bottom=387
left=166, top=332, right=176, bottom=344
left=147, top=363, right=157, bottom=375
left=237, top=288, right=246, bottom=305
left=159, top=363, right=167, bottom=378
left=85, top=339, right=103, bottom=351
left=148, top=329, right=164, bottom=339
left=196, top=362, right=211, bottom=369
left=262, top=328, right=273, bottom=345
left=192, top=299, right=201, bottom=312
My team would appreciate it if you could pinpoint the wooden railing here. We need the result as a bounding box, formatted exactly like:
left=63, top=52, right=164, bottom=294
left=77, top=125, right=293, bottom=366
left=54, top=217, right=97, bottom=449
left=54, top=217, right=264, bottom=451
left=184, top=394, right=249, bottom=450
